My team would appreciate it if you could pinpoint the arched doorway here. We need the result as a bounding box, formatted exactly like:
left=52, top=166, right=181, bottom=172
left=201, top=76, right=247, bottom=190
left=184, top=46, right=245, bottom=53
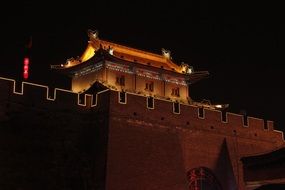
left=187, top=167, right=222, bottom=190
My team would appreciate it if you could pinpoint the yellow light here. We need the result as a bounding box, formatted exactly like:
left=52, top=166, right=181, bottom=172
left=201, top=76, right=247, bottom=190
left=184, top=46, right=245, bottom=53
left=187, top=68, right=193, bottom=74
left=109, top=48, right=114, bottom=55
left=81, top=44, right=95, bottom=62
left=215, top=105, right=222, bottom=108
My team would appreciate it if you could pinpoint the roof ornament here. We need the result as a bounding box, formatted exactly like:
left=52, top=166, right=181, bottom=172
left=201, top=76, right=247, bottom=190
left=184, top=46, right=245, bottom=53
left=88, top=29, right=99, bottom=39
left=108, top=46, right=114, bottom=55
left=181, top=62, right=194, bottom=74
left=193, top=99, right=229, bottom=110
left=66, top=57, right=75, bottom=65
left=161, top=48, right=171, bottom=60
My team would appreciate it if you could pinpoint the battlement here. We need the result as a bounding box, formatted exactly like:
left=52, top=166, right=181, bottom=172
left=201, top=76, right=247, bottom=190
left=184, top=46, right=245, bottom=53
left=110, top=91, right=284, bottom=143
left=0, top=77, right=109, bottom=110
left=0, top=76, right=284, bottom=143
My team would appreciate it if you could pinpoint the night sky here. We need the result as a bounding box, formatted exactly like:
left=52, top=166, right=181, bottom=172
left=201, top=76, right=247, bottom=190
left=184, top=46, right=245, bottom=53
left=1, top=2, right=284, bottom=131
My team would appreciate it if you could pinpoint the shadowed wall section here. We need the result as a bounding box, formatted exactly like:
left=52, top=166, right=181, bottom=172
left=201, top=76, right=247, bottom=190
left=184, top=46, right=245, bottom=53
left=0, top=78, right=110, bottom=190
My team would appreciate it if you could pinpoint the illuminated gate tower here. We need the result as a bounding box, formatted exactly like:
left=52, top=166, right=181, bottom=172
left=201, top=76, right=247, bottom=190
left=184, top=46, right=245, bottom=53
left=51, top=30, right=209, bottom=104
left=49, top=30, right=285, bottom=190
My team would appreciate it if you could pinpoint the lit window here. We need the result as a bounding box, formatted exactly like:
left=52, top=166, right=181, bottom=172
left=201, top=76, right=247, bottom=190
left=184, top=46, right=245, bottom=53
left=145, top=81, right=154, bottom=92
left=171, top=87, right=180, bottom=97
left=116, top=76, right=125, bottom=86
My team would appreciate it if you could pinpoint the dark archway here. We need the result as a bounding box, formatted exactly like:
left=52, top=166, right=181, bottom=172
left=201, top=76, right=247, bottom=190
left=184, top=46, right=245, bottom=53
left=187, top=167, right=222, bottom=190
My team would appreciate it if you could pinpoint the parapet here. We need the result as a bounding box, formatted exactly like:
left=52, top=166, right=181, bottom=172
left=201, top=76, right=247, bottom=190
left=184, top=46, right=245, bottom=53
left=0, top=77, right=108, bottom=111
left=0, top=76, right=283, bottom=142
left=109, top=91, right=284, bottom=144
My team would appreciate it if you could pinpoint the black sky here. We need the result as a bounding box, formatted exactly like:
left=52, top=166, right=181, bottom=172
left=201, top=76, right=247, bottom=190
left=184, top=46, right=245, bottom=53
left=1, top=1, right=284, bottom=131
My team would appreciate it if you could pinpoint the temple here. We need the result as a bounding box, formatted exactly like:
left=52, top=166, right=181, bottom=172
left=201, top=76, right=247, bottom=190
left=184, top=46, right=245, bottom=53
left=0, top=30, right=285, bottom=190
left=51, top=30, right=211, bottom=107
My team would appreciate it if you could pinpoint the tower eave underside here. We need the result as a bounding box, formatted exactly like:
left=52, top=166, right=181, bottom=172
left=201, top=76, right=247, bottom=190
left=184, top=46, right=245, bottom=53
left=187, top=71, right=209, bottom=84
left=52, top=54, right=104, bottom=77
left=53, top=51, right=209, bottom=85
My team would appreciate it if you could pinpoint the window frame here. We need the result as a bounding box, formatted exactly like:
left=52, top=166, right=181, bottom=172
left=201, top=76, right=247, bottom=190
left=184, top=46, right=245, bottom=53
left=116, top=75, right=125, bottom=86
left=171, top=87, right=180, bottom=97
left=145, top=81, right=154, bottom=92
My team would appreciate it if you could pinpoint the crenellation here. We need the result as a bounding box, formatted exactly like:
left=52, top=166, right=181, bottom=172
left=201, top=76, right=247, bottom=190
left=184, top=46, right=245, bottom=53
left=92, top=89, right=110, bottom=112
left=226, top=112, right=244, bottom=127
left=47, top=86, right=55, bottom=100
left=180, top=104, right=199, bottom=121
left=273, top=130, right=285, bottom=143
left=107, top=90, right=283, bottom=140
left=204, top=108, right=221, bottom=123
left=221, top=111, right=227, bottom=123
left=0, top=76, right=284, bottom=143
left=78, top=93, right=92, bottom=107
left=267, top=120, right=274, bottom=131
left=242, top=115, right=248, bottom=126
left=0, top=77, right=14, bottom=100
left=14, top=81, right=24, bottom=94
left=53, top=88, right=80, bottom=108
left=172, top=102, right=180, bottom=114
left=247, top=116, right=264, bottom=130
left=22, top=82, right=49, bottom=101
left=198, top=107, right=204, bottom=118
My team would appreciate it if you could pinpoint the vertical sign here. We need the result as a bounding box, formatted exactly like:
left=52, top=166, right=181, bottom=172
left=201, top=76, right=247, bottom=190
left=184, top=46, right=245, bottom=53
left=23, top=57, right=29, bottom=79
left=23, top=36, right=32, bottom=80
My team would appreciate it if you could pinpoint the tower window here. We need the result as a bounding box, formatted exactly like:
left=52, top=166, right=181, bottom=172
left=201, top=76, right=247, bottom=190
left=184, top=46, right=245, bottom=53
left=145, top=81, right=154, bottom=92
left=116, top=75, right=125, bottom=86
left=171, top=87, right=180, bottom=97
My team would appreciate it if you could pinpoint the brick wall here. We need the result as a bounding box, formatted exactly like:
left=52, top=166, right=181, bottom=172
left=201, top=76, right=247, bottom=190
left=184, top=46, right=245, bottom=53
left=0, top=77, right=284, bottom=190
